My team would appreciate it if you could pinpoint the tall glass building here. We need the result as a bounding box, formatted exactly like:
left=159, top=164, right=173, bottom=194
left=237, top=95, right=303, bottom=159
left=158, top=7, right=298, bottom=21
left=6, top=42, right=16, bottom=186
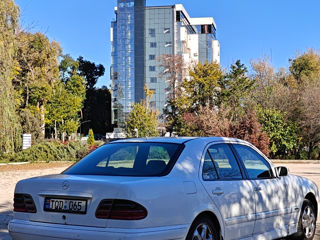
left=111, top=1, right=220, bottom=127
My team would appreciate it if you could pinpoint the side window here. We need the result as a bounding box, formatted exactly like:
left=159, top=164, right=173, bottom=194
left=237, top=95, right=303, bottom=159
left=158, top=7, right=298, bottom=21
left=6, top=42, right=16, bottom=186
left=202, top=151, right=218, bottom=180
left=233, top=144, right=273, bottom=179
left=204, top=144, right=243, bottom=180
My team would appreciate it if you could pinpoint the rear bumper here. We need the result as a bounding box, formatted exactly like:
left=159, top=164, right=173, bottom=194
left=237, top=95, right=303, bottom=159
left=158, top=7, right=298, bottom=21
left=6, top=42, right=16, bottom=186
left=9, top=219, right=188, bottom=240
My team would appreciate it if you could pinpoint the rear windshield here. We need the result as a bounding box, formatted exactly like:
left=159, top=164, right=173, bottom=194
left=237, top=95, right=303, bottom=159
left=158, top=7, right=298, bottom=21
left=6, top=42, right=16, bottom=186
left=64, top=142, right=182, bottom=176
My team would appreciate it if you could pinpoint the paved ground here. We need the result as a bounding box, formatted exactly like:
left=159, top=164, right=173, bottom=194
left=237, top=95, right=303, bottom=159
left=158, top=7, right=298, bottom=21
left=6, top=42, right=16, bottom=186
left=0, top=163, right=70, bottom=240
left=0, top=162, right=319, bottom=240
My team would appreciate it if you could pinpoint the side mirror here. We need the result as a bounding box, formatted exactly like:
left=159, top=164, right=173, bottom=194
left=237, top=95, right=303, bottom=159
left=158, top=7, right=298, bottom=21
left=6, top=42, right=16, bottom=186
left=275, top=166, right=289, bottom=177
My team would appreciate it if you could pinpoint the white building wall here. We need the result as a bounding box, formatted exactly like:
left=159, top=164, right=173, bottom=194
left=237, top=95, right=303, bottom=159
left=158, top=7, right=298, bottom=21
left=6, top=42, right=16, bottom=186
left=212, top=40, right=220, bottom=64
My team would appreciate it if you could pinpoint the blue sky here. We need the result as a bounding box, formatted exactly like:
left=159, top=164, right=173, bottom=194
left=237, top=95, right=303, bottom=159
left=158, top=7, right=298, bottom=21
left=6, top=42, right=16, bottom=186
left=15, top=0, right=320, bottom=87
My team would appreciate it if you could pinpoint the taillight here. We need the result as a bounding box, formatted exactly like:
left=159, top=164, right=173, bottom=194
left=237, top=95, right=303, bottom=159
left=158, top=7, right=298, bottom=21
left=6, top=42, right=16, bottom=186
left=14, top=194, right=37, bottom=213
left=96, top=199, right=147, bottom=220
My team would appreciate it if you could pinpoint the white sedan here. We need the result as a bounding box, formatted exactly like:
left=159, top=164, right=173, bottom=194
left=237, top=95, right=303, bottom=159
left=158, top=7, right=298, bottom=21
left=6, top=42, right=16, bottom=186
left=9, top=137, right=319, bottom=240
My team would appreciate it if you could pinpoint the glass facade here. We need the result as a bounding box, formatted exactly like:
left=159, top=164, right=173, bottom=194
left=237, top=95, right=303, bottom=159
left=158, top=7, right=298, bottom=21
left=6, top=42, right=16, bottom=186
left=145, top=7, right=174, bottom=116
left=111, top=1, right=219, bottom=126
left=194, top=24, right=217, bottom=64
left=111, top=0, right=145, bottom=127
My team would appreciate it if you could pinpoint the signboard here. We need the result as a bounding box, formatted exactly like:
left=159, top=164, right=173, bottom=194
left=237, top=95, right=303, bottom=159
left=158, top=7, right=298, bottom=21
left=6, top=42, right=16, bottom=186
left=22, top=134, right=32, bottom=150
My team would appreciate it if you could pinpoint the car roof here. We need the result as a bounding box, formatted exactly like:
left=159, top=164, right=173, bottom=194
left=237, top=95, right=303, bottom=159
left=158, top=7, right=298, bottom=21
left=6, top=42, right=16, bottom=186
left=111, top=137, right=250, bottom=145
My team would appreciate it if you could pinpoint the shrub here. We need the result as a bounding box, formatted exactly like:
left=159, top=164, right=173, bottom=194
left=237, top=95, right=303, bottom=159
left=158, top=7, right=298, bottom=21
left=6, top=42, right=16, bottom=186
left=6, top=140, right=91, bottom=163
left=87, top=129, right=95, bottom=146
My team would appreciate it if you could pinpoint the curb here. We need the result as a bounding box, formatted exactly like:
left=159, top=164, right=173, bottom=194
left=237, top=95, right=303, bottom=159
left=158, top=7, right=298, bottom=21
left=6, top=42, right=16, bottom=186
left=271, top=160, right=320, bottom=164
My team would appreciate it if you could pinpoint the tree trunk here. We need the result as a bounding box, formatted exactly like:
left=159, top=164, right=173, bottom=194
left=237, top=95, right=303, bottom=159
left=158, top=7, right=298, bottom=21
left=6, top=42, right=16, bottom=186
left=40, top=104, right=45, bottom=139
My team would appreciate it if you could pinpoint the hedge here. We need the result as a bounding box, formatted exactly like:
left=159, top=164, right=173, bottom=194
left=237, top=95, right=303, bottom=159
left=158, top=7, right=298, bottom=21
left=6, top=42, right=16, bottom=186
left=0, top=141, right=98, bottom=163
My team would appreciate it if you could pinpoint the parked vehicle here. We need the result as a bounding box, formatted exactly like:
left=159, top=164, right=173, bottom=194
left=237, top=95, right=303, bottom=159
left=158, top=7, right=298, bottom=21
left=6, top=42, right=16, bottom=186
left=9, top=137, right=319, bottom=240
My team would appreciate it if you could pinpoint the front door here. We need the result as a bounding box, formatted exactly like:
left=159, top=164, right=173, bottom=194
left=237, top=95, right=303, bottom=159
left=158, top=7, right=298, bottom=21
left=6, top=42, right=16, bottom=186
left=232, top=144, right=289, bottom=239
left=201, top=143, right=256, bottom=240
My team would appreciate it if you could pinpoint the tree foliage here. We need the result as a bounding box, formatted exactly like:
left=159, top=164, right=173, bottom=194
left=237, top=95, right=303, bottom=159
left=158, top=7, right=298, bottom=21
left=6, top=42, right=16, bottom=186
left=126, top=103, right=159, bottom=138
left=0, top=0, right=22, bottom=153
left=82, top=87, right=112, bottom=135
left=232, top=111, right=270, bottom=156
left=183, top=62, right=222, bottom=112
left=46, top=55, right=86, bottom=140
left=159, top=54, right=186, bottom=134
left=257, top=107, right=298, bottom=158
left=78, top=57, right=110, bottom=135
left=77, top=56, right=105, bottom=90
left=181, top=105, right=269, bottom=156
left=126, top=87, right=159, bottom=138
left=87, top=129, right=95, bottom=146
left=289, top=50, right=320, bottom=86
left=219, top=60, right=255, bottom=116
left=180, top=105, right=234, bottom=137
left=13, top=31, right=61, bottom=141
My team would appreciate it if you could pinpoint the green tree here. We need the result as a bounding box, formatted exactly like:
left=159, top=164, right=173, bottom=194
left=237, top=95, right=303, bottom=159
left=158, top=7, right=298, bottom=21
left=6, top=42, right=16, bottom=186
left=182, top=62, right=223, bottom=112
left=126, top=87, right=159, bottom=138
left=77, top=56, right=110, bottom=135
left=0, top=0, right=22, bottom=153
left=126, top=103, right=159, bottom=138
left=59, top=54, right=79, bottom=82
left=87, top=129, right=95, bottom=146
left=289, top=50, right=320, bottom=86
left=77, top=56, right=105, bottom=90
left=82, top=86, right=112, bottom=135
left=46, top=55, right=86, bottom=140
left=14, top=31, right=61, bottom=141
left=219, top=60, right=255, bottom=116
left=257, top=107, right=298, bottom=158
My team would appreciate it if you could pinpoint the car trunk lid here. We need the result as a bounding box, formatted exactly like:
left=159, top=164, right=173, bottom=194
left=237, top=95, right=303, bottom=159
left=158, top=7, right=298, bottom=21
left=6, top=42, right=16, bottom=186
left=14, top=174, right=144, bottom=228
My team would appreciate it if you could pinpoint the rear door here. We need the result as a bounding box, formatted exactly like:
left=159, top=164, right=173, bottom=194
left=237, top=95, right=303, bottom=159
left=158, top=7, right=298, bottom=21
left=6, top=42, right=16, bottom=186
left=201, top=143, right=256, bottom=240
left=232, top=144, right=289, bottom=239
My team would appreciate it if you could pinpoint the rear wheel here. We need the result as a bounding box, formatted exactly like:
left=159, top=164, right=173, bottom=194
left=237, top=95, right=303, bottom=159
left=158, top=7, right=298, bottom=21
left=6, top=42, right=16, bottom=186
left=292, top=199, right=316, bottom=240
left=186, top=216, right=220, bottom=240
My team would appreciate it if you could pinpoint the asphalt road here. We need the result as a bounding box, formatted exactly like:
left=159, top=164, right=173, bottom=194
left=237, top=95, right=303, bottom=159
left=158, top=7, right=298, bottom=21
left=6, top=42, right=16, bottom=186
left=0, top=163, right=319, bottom=240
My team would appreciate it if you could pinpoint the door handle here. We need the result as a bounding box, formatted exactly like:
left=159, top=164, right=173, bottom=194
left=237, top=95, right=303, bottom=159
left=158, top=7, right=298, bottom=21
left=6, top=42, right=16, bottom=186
left=212, top=188, right=224, bottom=196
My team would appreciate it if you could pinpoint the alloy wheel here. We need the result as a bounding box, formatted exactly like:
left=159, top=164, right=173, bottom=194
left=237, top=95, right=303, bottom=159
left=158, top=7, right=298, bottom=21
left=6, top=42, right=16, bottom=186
left=302, top=205, right=316, bottom=238
left=192, top=223, right=214, bottom=240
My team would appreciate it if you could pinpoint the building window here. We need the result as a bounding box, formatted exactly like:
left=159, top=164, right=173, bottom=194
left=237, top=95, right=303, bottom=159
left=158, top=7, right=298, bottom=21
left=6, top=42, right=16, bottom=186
left=176, top=11, right=181, bottom=22
left=164, top=28, right=170, bottom=34
left=149, top=66, right=156, bottom=71
left=165, top=42, right=172, bottom=47
left=149, top=28, right=156, bottom=37
left=150, top=77, right=157, bottom=83
left=149, top=55, right=156, bottom=60
left=150, top=42, right=157, bottom=48
left=201, top=25, right=212, bottom=34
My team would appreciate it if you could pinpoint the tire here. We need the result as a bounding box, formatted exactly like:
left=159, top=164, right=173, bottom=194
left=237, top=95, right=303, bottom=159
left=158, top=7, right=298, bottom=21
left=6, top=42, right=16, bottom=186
left=186, top=215, right=220, bottom=240
left=292, top=199, right=317, bottom=240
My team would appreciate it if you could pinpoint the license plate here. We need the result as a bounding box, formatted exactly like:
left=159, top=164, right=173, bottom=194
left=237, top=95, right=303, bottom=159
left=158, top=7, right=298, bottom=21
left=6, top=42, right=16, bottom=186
left=44, top=198, right=87, bottom=214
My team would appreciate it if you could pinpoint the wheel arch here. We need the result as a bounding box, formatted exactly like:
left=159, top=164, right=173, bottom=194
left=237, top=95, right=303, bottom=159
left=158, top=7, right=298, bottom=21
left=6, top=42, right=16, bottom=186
left=189, top=211, right=223, bottom=239
left=305, top=192, right=318, bottom=219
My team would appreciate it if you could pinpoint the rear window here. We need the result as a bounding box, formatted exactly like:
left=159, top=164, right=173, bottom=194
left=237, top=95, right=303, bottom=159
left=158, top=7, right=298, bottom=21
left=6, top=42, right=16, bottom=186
left=64, top=142, right=182, bottom=176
